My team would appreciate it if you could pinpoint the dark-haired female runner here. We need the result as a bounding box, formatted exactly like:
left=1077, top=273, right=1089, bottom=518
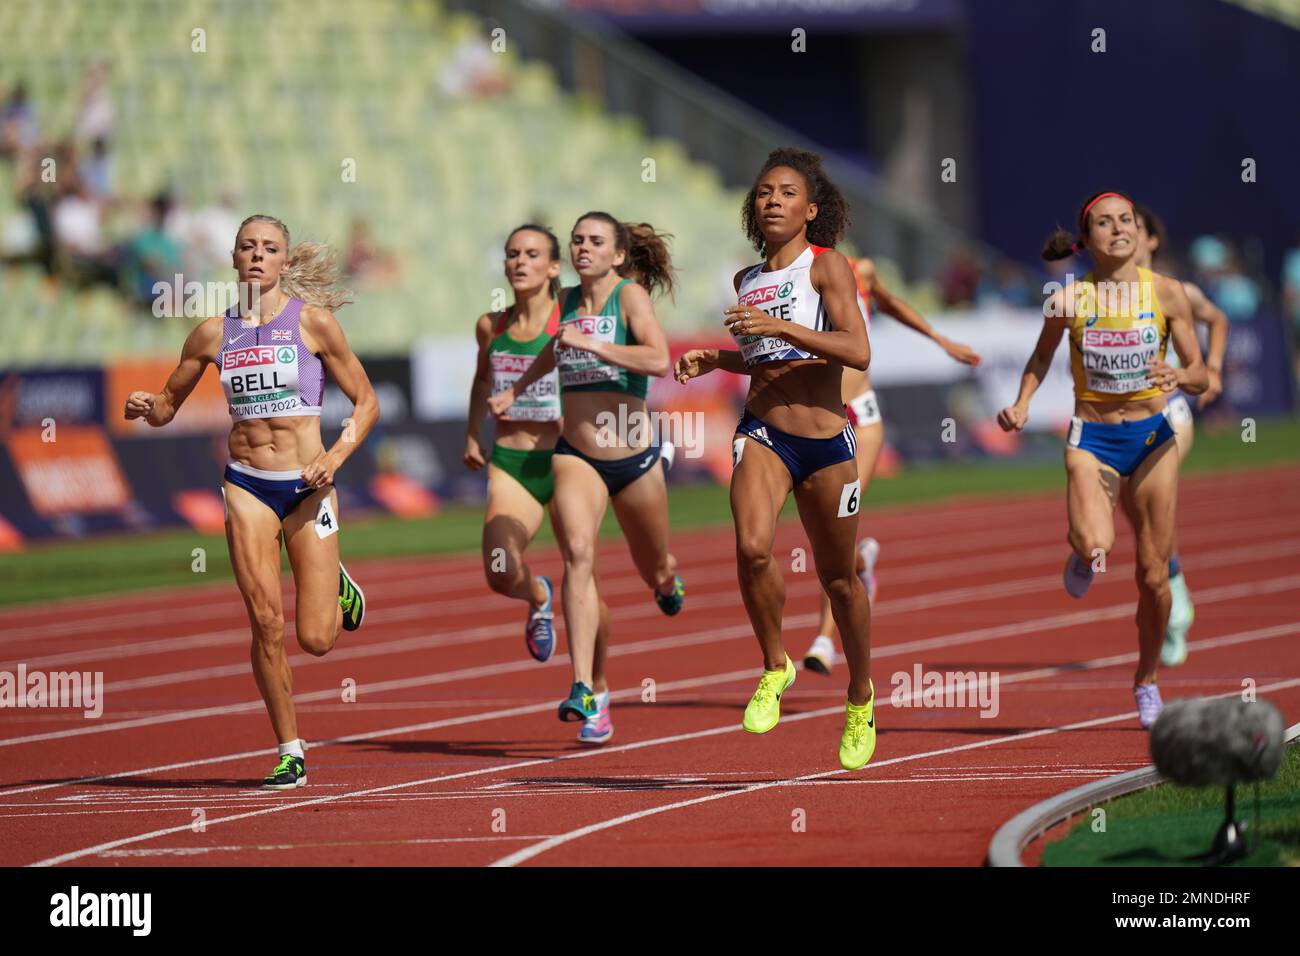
left=677, top=148, right=876, bottom=770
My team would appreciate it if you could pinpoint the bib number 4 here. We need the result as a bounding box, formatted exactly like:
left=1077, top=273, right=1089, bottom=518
left=314, top=497, right=339, bottom=540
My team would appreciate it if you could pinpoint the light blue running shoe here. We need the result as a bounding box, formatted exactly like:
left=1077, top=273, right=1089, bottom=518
left=1162, top=571, right=1193, bottom=666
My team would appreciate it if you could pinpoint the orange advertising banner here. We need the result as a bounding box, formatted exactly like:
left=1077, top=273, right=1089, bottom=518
left=105, top=359, right=229, bottom=436
left=5, top=425, right=131, bottom=516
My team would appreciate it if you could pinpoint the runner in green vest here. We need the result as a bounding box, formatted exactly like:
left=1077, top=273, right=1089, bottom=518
left=466, top=224, right=610, bottom=667
left=489, top=212, right=683, bottom=744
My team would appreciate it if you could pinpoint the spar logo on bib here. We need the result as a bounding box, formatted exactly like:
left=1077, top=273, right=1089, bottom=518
left=595, top=316, right=615, bottom=336
left=277, top=347, right=295, bottom=364
left=223, top=346, right=275, bottom=370
left=740, top=284, right=780, bottom=307
left=777, top=281, right=794, bottom=298
left=1083, top=328, right=1151, bottom=348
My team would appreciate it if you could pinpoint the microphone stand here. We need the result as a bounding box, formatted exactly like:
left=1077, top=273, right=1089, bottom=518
left=1202, top=783, right=1249, bottom=866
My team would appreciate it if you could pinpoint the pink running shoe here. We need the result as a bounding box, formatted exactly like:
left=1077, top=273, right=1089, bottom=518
left=579, top=690, right=613, bottom=744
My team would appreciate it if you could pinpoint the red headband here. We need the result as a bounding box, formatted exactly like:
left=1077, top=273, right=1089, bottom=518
left=1078, top=191, right=1132, bottom=234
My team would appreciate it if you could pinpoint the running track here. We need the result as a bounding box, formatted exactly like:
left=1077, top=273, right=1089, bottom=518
left=1, top=464, right=1297, bottom=867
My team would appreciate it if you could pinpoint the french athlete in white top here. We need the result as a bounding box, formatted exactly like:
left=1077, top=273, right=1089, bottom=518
left=675, top=148, right=878, bottom=771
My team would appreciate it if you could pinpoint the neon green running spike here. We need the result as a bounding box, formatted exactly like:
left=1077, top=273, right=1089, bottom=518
left=839, top=680, right=877, bottom=771
left=742, top=656, right=796, bottom=734
left=262, top=753, right=307, bottom=790
left=338, top=562, right=365, bottom=632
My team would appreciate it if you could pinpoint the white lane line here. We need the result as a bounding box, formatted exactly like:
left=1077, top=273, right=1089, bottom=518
left=0, top=663, right=776, bottom=795
left=2, top=486, right=1284, bottom=647
left=7, top=508, right=1292, bottom=679
left=24, top=626, right=1300, bottom=867
left=487, top=675, right=1300, bottom=867
left=5, top=560, right=1295, bottom=749
left=0, top=488, right=1085, bottom=630
left=5, top=572, right=1298, bottom=795
left=4, top=771, right=1132, bottom=820
left=0, top=770, right=1225, bottom=818
left=885, top=520, right=1299, bottom=586
left=94, top=834, right=559, bottom=856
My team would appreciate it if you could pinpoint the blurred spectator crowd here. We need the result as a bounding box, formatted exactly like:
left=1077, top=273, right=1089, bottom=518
left=1, top=66, right=397, bottom=312
left=0, top=67, right=1289, bottom=341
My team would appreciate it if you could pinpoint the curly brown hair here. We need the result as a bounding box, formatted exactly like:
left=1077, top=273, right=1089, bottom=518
left=741, top=148, right=851, bottom=254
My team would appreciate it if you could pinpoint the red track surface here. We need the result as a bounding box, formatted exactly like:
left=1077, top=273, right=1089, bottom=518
left=2, top=464, right=1298, bottom=867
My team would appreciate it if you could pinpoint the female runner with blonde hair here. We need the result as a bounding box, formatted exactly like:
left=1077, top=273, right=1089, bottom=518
left=124, top=214, right=379, bottom=787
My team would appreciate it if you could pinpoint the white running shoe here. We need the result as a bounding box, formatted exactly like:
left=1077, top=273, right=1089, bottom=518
left=1134, top=683, right=1164, bottom=730
left=803, top=634, right=835, bottom=676
left=1161, top=571, right=1193, bottom=667
left=1063, top=552, right=1094, bottom=599
left=858, top=537, right=880, bottom=603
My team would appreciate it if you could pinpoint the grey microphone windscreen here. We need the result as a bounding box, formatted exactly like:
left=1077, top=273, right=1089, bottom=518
left=1150, top=697, right=1284, bottom=787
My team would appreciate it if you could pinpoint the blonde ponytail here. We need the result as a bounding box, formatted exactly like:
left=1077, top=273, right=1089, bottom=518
left=236, top=214, right=353, bottom=311
left=281, top=240, right=353, bottom=311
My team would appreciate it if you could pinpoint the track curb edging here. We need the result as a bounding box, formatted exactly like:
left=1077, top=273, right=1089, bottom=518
left=987, top=720, right=1300, bottom=867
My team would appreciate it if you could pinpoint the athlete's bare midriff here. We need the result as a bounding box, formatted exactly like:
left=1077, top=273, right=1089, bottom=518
left=1074, top=392, right=1168, bottom=424
left=228, top=416, right=326, bottom=472
left=561, top=390, right=651, bottom=459
left=745, top=358, right=848, bottom=438
left=493, top=419, right=561, bottom=453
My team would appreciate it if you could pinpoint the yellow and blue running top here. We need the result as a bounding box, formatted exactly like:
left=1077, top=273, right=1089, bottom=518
left=1067, top=267, right=1169, bottom=404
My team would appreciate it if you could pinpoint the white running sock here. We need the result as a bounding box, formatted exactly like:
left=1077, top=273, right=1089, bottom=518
left=278, top=739, right=305, bottom=759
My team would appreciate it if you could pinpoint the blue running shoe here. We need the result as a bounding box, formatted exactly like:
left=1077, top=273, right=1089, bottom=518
left=654, top=575, right=685, bottom=616
left=579, top=690, right=613, bottom=744
left=558, top=681, right=598, bottom=722
left=1063, top=552, right=1094, bottom=599
left=525, top=576, right=556, bottom=662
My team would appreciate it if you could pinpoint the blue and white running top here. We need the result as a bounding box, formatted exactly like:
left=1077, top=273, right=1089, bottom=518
left=733, top=244, right=832, bottom=367
left=218, top=297, right=324, bottom=422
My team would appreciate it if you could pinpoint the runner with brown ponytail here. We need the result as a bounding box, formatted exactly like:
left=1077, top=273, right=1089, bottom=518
left=464, top=223, right=612, bottom=670
left=123, top=214, right=379, bottom=787
left=997, top=191, right=1207, bottom=729
left=489, top=212, right=680, bottom=744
